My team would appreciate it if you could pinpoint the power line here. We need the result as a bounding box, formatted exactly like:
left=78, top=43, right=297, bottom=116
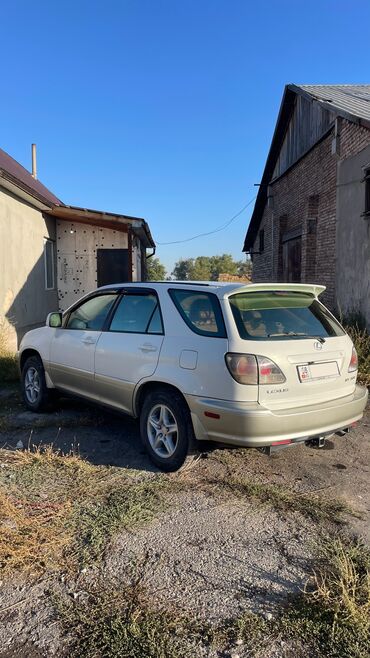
left=154, top=195, right=256, bottom=246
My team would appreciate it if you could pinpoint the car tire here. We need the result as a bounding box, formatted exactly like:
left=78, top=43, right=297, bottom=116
left=140, top=389, right=197, bottom=472
left=21, top=355, right=52, bottom=412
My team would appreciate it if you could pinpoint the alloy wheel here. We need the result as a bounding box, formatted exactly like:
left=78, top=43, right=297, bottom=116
left=147, top=404, right=178, bottom=458
left=24, top=366, right=41, bottom=404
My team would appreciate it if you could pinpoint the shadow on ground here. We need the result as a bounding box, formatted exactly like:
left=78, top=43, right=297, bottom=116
left=0, top=390, right=158, bottom=473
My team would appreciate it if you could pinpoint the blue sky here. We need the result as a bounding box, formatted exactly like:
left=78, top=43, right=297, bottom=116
left=1, top=0, right=369, bottom=274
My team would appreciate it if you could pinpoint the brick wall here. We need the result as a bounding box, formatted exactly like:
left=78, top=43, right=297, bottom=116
left=251, top=118, right=370, bottom=310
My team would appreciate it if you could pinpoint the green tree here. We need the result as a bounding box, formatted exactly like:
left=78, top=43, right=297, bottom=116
left=172, top=254, right=251, bottom=281
left=171, top=258, right=195, bottom=280
left=146, top=257, right=167, bottom=281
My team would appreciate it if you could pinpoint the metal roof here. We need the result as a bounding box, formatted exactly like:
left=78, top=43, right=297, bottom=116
left=243, top=84, right=370, bottom=252
left=0, top=147, right=62, bottom=206
left=299, top=85, right=370, bottom=122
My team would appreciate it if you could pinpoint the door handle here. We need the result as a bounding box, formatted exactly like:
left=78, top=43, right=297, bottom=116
left=139, top=343, right=158, bottom=353
left=82, top=336, right=96, bottom=345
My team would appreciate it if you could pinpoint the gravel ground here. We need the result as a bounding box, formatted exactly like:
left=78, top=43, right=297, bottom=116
left=106, top=492, right=314, bottom=622
left=0, top=389, right=369, bottom=657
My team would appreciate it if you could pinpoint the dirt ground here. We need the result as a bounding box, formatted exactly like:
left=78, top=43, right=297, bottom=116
left=0, top=386, right=369, bottom=657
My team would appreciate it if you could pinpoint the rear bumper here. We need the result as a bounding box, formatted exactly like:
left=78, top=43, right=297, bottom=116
left=186, top=384, right=368, bottom=448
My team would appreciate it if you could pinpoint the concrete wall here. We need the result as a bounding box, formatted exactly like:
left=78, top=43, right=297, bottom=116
left=0, top=187, right=58, bottom=349
left=56, top=221, right=129, bottom=310
left=336, top=144, right=370, bottom=327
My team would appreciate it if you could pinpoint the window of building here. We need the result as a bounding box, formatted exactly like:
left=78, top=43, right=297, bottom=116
left=44, top=239, right=55, bottom=290
left=365, top=168, right=370, bottom=215
left=259, top=229, right=265, bottom=253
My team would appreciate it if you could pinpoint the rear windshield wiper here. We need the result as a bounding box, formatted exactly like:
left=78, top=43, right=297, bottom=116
left=267, top=332, right=326, bottom=343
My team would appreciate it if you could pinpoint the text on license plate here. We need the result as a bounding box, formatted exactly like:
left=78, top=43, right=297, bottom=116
left=298, top=361, right=339, bottom=382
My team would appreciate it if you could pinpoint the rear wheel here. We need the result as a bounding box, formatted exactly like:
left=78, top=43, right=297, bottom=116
left=140, top=389, right=196, bottom=471
left=21, top=355, right=52, bottom=412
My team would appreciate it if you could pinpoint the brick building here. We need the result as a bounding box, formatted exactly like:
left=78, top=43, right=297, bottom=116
left=243, top=85, right=370, bottom=325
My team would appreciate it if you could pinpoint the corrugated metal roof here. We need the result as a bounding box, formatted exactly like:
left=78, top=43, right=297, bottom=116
left=299, top=85, right=370, bottom=122
left=0, top=147, right=62, bottom=205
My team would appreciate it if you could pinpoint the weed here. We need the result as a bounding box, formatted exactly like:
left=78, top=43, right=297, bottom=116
left=0, top=445, right=180, bottom=575
left=74, top=478, right=174, bottom=566
left=204, top=474, right=349, bottom=524
left=344, top=322, right=370, bottom=387
left=57, top=579, right=198, bottom=658
left=278, top=534, right=370, bottom=658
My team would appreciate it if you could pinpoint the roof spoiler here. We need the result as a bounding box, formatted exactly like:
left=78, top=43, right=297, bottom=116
left=223, top=283, right=326, bottom=298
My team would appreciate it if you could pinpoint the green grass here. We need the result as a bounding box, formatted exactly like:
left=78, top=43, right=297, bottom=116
left=203, top=472, right=350, bottom=524
left=74, top=478, right=175, bottom=566
left=57, top=580, right=198, bottom=658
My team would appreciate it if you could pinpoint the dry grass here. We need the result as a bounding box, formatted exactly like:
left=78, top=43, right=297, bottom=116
left=0, top=444, right=171, bottom=576
left=0, top=321, right=18, bottom=384
left=280, top=535, right=370, bottom=657
left=344, top=322, right=370, bottom=387
left=0, top=490, right=72, bottom=574
left=309, top=536, right=370, bottom=636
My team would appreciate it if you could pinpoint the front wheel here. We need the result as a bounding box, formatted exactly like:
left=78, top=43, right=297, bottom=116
left=140, top=390, right=196, bottom=471
left=21, top=355, right=52, bottom=412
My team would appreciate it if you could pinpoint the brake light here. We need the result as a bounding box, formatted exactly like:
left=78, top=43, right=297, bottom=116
left=348, top=346, right=358, bottom=372
left=225, top=354, right=258, bottom=385
left=225, top=354, right=286, bottom=385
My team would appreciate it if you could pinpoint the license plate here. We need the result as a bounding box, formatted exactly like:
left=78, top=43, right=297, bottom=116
left=298, top=361, right=339, bottom=382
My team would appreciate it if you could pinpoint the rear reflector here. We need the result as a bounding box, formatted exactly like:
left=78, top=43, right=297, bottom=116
left=272, top=439, right=292, bottom=446
left=204, top=411, right=220, bottom=419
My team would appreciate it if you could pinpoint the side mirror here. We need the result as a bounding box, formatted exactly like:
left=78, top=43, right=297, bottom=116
left=47, top=312, right=62, bottom=328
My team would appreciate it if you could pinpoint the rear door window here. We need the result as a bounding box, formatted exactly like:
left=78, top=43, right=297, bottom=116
left=169, top=289, right=226, bottom=338
left=228, top=291, right=345, bottom=340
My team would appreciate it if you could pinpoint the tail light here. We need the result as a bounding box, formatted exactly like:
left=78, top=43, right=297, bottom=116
left=348, top=346, right=358, bottom=372
left=225, top=353, right=286, bottom=385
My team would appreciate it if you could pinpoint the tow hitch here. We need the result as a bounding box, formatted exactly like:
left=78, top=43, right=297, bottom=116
left=305, top=436, right=326, bottom=449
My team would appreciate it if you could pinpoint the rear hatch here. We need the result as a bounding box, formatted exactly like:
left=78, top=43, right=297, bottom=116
left=225, top=288, right=356, bottom=410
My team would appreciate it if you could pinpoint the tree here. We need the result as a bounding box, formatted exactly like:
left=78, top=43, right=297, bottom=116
left=146, top=257, right=167, bottom=281
left=172, top=254, right=251, bottom=281
left=171, top=258, right=195, bottom=281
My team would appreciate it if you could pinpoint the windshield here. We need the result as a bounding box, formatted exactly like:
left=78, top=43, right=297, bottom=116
left=228, top=291, right=345, bottom=341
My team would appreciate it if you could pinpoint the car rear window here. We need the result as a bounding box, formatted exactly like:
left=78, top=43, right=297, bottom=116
left=169, top=289, right=227, bottom=338
left=228, top=291, right=345, bottom=341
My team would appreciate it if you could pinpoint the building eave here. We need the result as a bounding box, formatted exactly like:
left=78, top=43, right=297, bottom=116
left=48, top=204, right=156, bottom=249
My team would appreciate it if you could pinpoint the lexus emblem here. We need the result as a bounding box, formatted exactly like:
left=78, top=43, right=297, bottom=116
left=314, top=341, right=323, bottom=350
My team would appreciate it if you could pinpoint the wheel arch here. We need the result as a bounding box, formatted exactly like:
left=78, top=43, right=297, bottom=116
left=134, top=380, right=190, bottom=418
left=19, top=348, right=42, bottom=372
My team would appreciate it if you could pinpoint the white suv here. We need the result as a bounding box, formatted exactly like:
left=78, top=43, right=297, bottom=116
left=19, top=282, right=368, bottom=471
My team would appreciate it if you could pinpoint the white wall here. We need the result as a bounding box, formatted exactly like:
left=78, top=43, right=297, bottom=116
left=0, top=187, right=58, bottom=348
